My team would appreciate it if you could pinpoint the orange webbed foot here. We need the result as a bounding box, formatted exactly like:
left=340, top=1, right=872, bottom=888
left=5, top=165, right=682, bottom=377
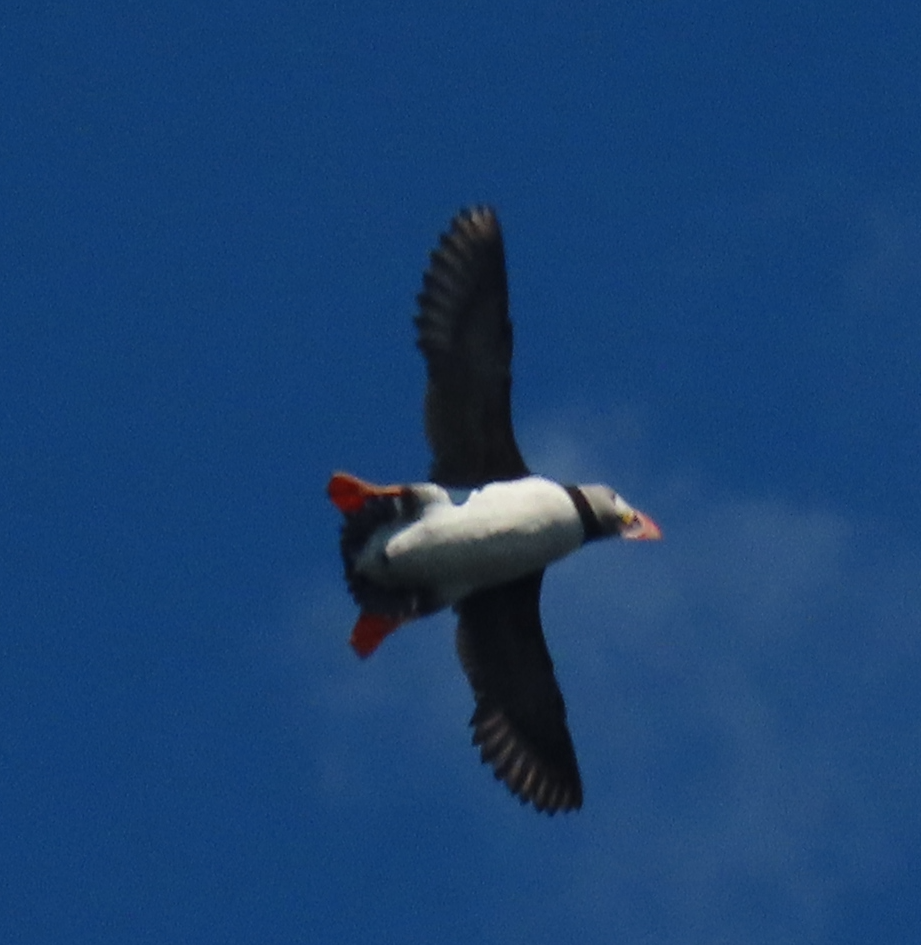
left=350, top=612, right=403, bottom=658
left=327, top=472, right=405, bottom=513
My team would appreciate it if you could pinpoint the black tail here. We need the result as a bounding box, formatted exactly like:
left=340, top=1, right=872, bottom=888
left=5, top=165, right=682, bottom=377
left=338, top=493, right=435, bottom=621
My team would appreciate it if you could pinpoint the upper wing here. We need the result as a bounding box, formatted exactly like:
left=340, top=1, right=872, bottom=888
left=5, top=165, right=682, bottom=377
left=415, top=206, right=529, bottom=487
left=455, top=571, right=583, bottom=814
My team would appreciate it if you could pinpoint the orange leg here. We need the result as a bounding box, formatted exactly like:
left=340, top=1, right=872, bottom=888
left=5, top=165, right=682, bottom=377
left=327, top=472, right=405, bottom=513
left=350, top=612, right=403, bottom=658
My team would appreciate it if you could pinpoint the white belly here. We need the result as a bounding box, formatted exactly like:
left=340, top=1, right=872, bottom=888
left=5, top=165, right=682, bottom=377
left=355, top=477, right=583, bottom=603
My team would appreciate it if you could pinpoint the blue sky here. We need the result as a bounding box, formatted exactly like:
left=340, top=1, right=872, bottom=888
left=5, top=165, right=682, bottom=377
left=3, top=2, right=920, bottom=942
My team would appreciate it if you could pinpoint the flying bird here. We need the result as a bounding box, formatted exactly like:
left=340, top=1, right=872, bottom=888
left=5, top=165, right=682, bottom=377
left=328, top=206, right=661, bottom=814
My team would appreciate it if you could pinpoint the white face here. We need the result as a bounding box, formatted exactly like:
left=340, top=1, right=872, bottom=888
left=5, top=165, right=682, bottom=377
left=611, top=491, right=637, bottom=521
left=578, top=484, right=661, bottom=540
left=579, top=485, right=638, bottom=535
left=607, top=491, right=646, bottom=537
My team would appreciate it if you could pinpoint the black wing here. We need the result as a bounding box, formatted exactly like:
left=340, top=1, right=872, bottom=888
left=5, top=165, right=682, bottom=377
left=415, top=207, right=529, bottom=487
left=456, top=571, right=583, bottom=814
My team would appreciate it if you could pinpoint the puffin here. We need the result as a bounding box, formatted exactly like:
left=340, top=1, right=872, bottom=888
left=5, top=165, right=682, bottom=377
left=328, top=206, right=661, bottom=814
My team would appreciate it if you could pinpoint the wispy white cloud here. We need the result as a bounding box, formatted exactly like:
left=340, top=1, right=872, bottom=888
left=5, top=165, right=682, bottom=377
left=531, top=423, right=921, bottom=943
left=519, top=401, right=655, bottom=491
left=286, top=416, right=921, bottom=943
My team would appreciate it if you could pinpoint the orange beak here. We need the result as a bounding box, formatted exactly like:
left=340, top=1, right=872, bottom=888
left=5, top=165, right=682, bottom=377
left=623, top=511, right=662, bottom=541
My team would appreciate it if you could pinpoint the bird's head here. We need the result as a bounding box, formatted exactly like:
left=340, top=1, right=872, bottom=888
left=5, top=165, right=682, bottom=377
left=577, top=485, right=662, bottom=541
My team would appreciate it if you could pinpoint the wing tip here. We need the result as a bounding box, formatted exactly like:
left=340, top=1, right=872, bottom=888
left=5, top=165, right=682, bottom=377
left=470, top=705, right=583, bottom=815
left=447, top=204, right=501, bottom=250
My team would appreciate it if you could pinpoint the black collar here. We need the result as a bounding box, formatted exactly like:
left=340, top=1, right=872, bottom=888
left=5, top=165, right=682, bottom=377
left=564, top=485, right=605, bottom=543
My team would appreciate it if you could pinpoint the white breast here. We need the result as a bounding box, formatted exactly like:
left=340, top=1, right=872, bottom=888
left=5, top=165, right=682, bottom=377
left=355, top=476, right=583, bottom=604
